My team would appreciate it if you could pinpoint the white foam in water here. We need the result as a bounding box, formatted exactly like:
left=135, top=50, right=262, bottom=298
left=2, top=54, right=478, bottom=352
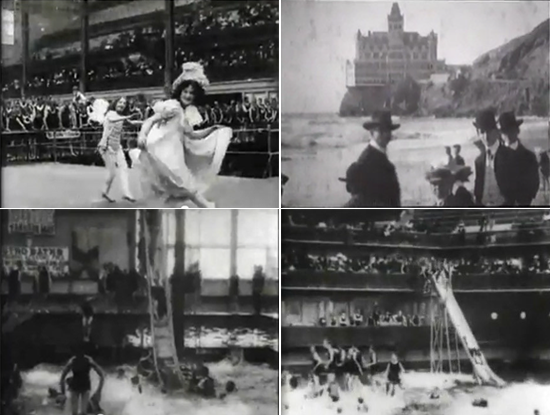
left=282, top=371, right=550, bottom=415
left=20, top=361, right=277, bottom=415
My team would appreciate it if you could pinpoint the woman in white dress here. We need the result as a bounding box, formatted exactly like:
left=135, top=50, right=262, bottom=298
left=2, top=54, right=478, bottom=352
left=136, top=63, right=232, bottom=208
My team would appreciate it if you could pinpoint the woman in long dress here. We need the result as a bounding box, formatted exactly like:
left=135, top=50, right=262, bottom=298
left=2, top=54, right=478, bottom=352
left=136, top=62, right=232, bottom=208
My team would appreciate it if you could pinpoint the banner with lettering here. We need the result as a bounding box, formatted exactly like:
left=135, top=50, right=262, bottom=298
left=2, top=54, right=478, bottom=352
left=2, top=246, right=69, bottom=276
left=45, top=130, right=82, bottom=140
left=8, top=210, right=56, bottom=235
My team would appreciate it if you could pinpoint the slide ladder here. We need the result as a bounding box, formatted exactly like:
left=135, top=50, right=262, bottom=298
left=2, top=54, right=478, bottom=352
left=430, top=266, right=506, bottom=387
left=141, top=211, right=188, bottom=391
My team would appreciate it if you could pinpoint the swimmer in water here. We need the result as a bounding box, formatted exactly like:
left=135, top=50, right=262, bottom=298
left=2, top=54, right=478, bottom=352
left=59, top=343, right=105, bottom=415
left=384, top=353, right=405, bottom=397
left=310, top=345, right=328, bottom=390
left=346, top=346, right=363, bottom=391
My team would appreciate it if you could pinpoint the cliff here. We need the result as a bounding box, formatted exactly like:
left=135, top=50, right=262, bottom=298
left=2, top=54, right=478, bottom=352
left=340, top=19, right=550, bottom=117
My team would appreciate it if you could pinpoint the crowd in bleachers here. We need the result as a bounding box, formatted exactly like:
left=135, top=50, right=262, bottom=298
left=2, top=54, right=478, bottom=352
left=1, top=93, right=278, bottom=132
left=283, top=210, right=550, bottom=247
left=283, top=250, right=550, bottom=275
left=2, top=1, right=278, bottom=97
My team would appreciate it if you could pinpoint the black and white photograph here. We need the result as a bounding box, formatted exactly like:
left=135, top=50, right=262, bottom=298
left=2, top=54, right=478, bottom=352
left=1, top=0, right=279, bottom=208
left=281, top=209, right=550, bottom=414
left=1, top=209, right=279, bottom=415
left=281, top=0, right=550, bottom=207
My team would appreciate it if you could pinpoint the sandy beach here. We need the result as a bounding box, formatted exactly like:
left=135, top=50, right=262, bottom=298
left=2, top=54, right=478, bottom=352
left=281, top=114, right=549, bottom=207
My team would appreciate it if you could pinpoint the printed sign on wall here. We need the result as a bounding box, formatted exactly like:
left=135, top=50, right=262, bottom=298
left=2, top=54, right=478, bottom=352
left=2, top=246, right=69, bottom=276
left=8, top=210, right=55, bottom=235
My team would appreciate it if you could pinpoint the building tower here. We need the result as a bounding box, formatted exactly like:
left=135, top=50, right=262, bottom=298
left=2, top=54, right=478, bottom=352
left=388, top=2, right=404, bottom=43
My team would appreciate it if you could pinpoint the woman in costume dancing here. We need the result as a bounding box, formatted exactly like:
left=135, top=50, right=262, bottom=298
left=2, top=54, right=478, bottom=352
left=97, top=96, right=142, bottom=203
left=136, top=62, right=232, bottom=208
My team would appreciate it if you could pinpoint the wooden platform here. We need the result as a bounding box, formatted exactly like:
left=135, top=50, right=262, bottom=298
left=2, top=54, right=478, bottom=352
left=2, top=163, right=279, bottom=208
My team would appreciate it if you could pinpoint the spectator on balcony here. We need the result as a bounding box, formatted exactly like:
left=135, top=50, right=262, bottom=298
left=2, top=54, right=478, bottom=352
left=37, top=266, right=51, bottom=295
left=229, top=273, right=239, bottom=313
left=352, top=310, right=364, bottom=326
left=252, top=265, right=265, bottom=315
left=338, top=311, right=350, bottom=327
left=8, top=263, right=22, bottom=299
left=80, top=301, right=94, bottom=344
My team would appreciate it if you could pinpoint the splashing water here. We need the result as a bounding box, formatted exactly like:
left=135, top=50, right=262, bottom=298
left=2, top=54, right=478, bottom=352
left=18, top=360, right=278, bottom=415
left=282, top=371, right=550, bottom=415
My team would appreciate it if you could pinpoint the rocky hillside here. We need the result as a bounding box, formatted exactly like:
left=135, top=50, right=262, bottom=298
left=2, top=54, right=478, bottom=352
left=340, top=19, right=549, bottom=117
left=472, top=19, right=549, bottom=81
left=422, top=18, right=549, bottom=117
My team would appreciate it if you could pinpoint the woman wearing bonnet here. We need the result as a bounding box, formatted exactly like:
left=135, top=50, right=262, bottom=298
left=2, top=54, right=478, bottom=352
left=135, top=62, right=232, bottom=207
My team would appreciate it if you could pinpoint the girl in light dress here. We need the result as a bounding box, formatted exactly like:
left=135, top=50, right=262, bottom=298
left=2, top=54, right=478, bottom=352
left=135, top=62, right=232, bottom=208
left=96, top=96, right=142, bottom=203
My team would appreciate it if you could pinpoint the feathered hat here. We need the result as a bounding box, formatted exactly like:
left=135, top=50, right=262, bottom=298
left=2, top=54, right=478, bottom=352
left=172, top=62, right=210, bottom=92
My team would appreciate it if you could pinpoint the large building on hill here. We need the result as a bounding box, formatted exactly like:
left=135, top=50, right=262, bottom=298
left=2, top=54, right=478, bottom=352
left=346, top=2, right=446, bottom=86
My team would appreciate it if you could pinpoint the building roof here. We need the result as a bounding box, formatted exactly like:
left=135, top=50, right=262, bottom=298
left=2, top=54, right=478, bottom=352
left=389, top=2, right=401, bottom=17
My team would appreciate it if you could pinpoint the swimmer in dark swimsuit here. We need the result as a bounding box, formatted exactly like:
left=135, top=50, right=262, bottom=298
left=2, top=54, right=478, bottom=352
left=384, top=353, right=405, bottom=397
left=59, top=343, right=105, bottom=415
left=364, top=345, right=377, bottom=379
left=346, top=346, right=363, bottom=390
left=310, top=345, right=328, bottom=389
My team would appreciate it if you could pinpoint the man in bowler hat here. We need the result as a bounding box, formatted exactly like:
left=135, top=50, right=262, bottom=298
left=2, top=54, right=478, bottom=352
left=343, top=110, right=401, bottom=207
left=472, top=109, right=509, bottom=206
left=498, top=111, right=539, bottom=206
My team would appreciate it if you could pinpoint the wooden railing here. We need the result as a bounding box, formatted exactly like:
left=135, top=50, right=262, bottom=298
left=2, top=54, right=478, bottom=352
left=1, top=126, right=279, bottom=178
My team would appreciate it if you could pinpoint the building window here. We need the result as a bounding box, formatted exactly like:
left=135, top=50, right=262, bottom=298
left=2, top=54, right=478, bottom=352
left=170, top=210, right=277, bottom=282
left=236, top=210, right=278, bottom=279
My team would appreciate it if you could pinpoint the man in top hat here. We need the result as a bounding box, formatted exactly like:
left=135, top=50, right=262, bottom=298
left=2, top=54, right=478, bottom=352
left=472, top=109, right=510, bottom=206
left=498, top=111, right=539, bottom=206
left=426, top=164, right=475, bottom=207
left=343, top=110, right=401, bottom=207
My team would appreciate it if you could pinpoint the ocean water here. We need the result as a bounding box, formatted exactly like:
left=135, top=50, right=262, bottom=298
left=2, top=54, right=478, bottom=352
left=281, top=113, right=550, bottom=207
left=282, top=372, right=550, bottom=415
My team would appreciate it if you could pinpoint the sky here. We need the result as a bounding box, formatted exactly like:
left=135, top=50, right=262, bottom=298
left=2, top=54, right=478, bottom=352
left=281, top=0, right=550, bottom=114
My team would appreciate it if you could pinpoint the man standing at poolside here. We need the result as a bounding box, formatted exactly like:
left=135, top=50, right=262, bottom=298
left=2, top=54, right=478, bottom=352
left=343, top=110, right=401, bottom=207
left=472, top=109, right=510, bottom=206
left=498, top=111, right=539, bottom=206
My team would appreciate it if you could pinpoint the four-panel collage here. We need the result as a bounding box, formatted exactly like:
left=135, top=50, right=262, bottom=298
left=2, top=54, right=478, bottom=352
left=0, top=0, right=549, bottom=414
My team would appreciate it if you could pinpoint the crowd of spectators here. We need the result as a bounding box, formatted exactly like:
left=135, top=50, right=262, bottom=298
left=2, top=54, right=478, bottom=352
left=1, top=262, right=147, bottom=305
left=2, top=1, right=278, bottom=97
left=283, top=210, right=550, bottom=246
left=282, top=250, right=550, bottom=276
left=1, top=92, right=279, bottom=132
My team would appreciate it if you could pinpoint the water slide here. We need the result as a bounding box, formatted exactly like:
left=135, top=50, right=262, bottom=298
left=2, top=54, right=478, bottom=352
left=430, top=267, right=506, bottom=387
left=142, top=213, right=188, bottom=390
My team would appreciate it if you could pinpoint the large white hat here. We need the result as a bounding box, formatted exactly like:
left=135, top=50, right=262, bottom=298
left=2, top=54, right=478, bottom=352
left=172, top=62, right=210, bottom=92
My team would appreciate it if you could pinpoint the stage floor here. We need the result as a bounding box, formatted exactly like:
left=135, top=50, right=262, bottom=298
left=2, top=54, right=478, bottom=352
left=2, top=163, right=279, bottom=208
